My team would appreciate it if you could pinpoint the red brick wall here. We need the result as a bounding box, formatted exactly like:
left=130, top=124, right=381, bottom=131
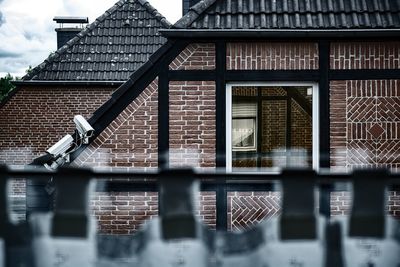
left=196, top=192, right=216, bottom=229
left=90, top=191, right=215, bottom=234
left=331, top=191, right=400, bottom=218
left=91, top=192, right=158, bottom=234
left=9, top=41, right=399, bottom=231
left=0, top=87, right=114, bottom=165
left=330, top=80, right=400, bottom=171
left=228, top=191, right=281, bottom=231
left=73, top=80, right=159, bottom=233
left=330, top=42, right=400, bottom=69
left=169, top=81, right=216, bottom=168
left=226, top=42, right=319, bottom=70
left=74, top=78, right=217, bottom=232
left=0, top=86, right=114, bottom=221
left=169, top=43, right=215, bottom=70
left=74, top=80, right=158, bottom=168
left=330, top=76, right=400, bottom=217
left=291, top=101, right=312, bottom=150
left=330, top=81, right=348, bottom=170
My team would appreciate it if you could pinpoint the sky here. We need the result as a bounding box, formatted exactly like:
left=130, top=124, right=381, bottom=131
left=0, top=0, right=182, bottom=78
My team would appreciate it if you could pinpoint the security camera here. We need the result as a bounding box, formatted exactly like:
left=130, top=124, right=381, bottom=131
left=44, top=156, right=69, bottom=170
left=74, top=115, right=94, bottom=144
left=46, top=134, right=74, bottom=157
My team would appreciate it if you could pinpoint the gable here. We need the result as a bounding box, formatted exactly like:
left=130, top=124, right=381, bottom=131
left=24, top=0, right=171, bottom=82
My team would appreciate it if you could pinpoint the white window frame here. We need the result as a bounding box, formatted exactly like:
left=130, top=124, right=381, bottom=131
left=226, top=82, right=319, bottom=172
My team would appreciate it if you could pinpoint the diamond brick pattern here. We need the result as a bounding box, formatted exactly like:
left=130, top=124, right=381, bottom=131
left=228, top=192, right=281, bottom=231
left=347, top=140, right=376, bottom=167
left=369, top=124, right=385, bottom=139
left=376, top=141, right=400, bottom=165
left=347, top=98, right=376, bottom=122
left=377, top=98, right=400, bottom=122
left=340, top=80, right=400, bottom=171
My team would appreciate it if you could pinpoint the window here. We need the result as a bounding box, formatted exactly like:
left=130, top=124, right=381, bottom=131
left=226, top=83, right=319, bottom=171
left=232, top=102, right=257, bottom=151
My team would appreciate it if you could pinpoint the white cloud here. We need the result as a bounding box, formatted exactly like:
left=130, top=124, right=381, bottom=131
left=0, top=0, right=182, bottom=78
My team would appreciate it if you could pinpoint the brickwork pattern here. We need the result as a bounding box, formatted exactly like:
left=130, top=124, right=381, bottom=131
left=91, top=192, right=215, bottom=234
left=169, top=81, right=216, bottom=168
left=388, top=191, right=400, bottom=218
left=74, top=80, right=158, bottom=169
left=330, top=81, right=347, bottom=170
left=226, top=42, right=319, bottom=70
left=91, top=192, right=158, bottom=234
left=330, top=80, right=400, bottom=171
left=0, top=86, right=114, bottom=222
left=169, top=43, right=215, bottom=70
left=330, top=42, right=400, bottom=70
left=196, top=192, right=216, bottom=229
left=0, top=87, right=114, bottom=165
left=331, top=191, right=400, bottom=218
left=291, top=101, right=312, bottom=150
left=347, top=80, right=400, bottom=170
left=330, top=192, right=351, bottom=216
left=228, top=192, right=281, bottom=231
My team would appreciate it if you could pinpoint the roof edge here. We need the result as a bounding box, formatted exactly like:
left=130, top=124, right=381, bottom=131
left=12, top=80, right=124, bottom=86
left=173, top=0, right=217, bottom=29
left=137, top=0, right=171, bottom=28
left=161, top=29, right=400, bottom=38
left=0, top=88, right=19, bottom=109
left=68, top=40, right=176, bottom=163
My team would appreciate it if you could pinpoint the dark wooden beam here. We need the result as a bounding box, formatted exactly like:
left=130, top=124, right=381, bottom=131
left=319, top=41, right=330, bottom=168
left=158, top=69, right=169, bottom=169
left=330, top=69, right=400, bottom=80
left=215, top=41, right=228, bottom=231
left=216, top=41, right=227, bottom=169
left=226, top=70, right=320, bottom=81
left=319, top=41, right=332, bottom=219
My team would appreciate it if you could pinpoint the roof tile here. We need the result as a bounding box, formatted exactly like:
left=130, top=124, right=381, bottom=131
left=173, top=0, right=400, bottom=30
left=24, top=0, right=171, bottom=82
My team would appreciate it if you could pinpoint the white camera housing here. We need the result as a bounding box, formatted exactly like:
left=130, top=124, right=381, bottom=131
left=46, top=134, right=74, bottom=157
left=74, top=115, right=94, bottom=144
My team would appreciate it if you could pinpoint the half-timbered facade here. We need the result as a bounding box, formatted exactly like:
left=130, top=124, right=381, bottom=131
left=2, top=0, right=400, bottom=232
left=70, top=0, right=400, bottom=232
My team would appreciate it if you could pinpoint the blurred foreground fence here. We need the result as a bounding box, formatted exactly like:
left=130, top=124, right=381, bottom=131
left=1, top=165, right=400, bottom=266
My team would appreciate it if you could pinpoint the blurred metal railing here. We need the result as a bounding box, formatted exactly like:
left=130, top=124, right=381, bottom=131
left=1, top=165, right=400, bottom=267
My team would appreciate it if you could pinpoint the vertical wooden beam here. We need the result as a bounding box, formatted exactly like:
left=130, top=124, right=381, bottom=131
left=216, top=41, right=227, bottom=169
left=319, top=41, right=330, bottom=168
left=158, top=69, right=169, bottom=169
left=215, top=41, right=228, bottom=230
left=157, top=41, right=189, bottom=169
left=318, top=41, right=332, bottom=217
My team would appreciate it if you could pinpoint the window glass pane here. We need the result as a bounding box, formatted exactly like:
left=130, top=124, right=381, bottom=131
left=261, top=100, right=287, bottom=167
left=231, top=86, right=313, bottom=170
left=232, top=118, right=256, bottom=150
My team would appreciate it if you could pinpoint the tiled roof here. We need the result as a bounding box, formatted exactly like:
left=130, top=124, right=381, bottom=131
left=173, top=0, right=400, bottom=30
left=24, top=0, right=171, bottom=82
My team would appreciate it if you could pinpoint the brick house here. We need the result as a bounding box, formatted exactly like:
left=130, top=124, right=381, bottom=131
left=0, top=0, right=170, bottom=220
left=2, top=0, right=400, bottom=233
